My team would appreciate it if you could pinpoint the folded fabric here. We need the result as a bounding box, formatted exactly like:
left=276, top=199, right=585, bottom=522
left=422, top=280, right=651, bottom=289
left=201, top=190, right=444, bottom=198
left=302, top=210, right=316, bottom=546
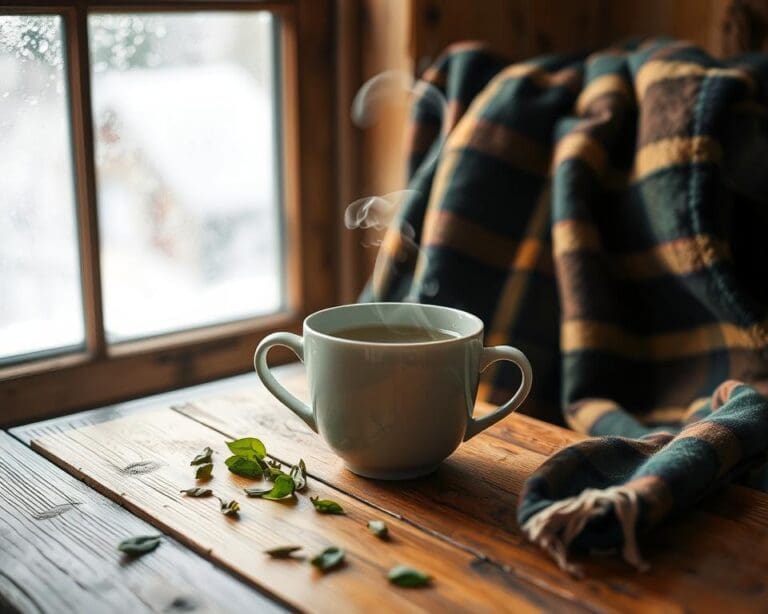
left=361, top=38, right=768, bottom=568
left=518, top=380, right=768, bottom=573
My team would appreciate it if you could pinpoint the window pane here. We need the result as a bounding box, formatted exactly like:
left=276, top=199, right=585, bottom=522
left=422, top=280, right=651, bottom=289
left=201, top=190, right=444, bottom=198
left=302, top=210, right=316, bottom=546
left=89, top=13, right=283, bottom=342
left=0, top=16, right=84, bottom=363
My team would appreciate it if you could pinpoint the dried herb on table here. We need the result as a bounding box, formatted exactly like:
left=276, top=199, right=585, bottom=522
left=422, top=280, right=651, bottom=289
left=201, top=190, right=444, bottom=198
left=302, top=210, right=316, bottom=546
left=387, top=565, right=431, bottom=587
left=290, top=459, right=307, bottom=491
left=180, top=487, right=213, bottom=497
left=310, top=546, right=345, bottom=572
left=264, top=545, right=303, bottom=559
left=367, top=519, right=388, bottom=539
left=310, top=496, right=344, bottom=515
left=263, top=460, right=285, bottom=481
left=226, top=437, right=266, bottom=460
left=117, top=535, right=162, bottom=556
left=218, top=498, right=241, bottom=517
left=244, top=474, right=295, bottom=500
left=195, top=463, right=213, bottom=480
left=190, top=446, right=213, bottom=466
left=225, top=455, right=263, bottom=478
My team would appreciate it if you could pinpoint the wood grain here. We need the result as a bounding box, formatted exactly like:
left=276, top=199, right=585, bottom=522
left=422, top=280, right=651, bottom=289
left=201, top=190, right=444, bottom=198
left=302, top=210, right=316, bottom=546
left=0, top=432, right=282, bottom=614
left=170, top=364, right=768, bottom=613
left=30, top=408, right=586, bottom=613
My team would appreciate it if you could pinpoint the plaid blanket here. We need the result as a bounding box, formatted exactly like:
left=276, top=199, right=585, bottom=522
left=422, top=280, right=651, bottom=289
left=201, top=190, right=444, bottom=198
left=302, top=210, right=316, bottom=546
left=362, top=39, right=768, bottom=571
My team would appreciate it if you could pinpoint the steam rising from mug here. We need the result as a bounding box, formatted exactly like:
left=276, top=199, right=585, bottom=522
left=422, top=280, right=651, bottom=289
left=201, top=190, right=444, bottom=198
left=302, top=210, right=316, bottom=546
left=344, top=70, right=449, bottom=319
left=351, top=70, right=448, bottom=172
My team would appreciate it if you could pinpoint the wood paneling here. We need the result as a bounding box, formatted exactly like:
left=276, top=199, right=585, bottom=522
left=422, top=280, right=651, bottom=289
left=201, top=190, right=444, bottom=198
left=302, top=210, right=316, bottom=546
left=0, top=432, right=282, bottom=613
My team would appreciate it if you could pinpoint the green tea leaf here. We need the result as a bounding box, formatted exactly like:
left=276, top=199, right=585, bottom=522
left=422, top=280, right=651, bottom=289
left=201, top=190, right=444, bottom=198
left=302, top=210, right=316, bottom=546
left=243, top=485, right=273, bottom=497
left=180, top=487, right=213, bottom=497
left=310, top=546, right=345, bottom=572
left=264, top=545, right=303, bottom=559
left=263, top=460, right=284, bottom=481
left=387, top=565, right=431, bottom=587
left=226, top=437, right=266, bottom=460
left=117, top=535, right=162, bottom=556
left=290, top=459, right=307, bottom=491
left=367, top=519, right=388, bottom=539
left=225, top=455, right=263, bottom=478
left=218, top=498, right=240, bottom=517
left=190, top=446, right=213, bottom=466
left=195, top=463, right=213, bottom=480
left=263, top=475, right=295, bottom=500
left=310, top=496, right=344, bottom=515
left=244, top=474, right=295, bottom=500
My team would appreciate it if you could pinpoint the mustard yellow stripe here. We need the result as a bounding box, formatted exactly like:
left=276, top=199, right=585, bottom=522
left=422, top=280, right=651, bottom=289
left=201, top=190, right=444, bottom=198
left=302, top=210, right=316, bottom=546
left=562, top=320, right=768, bottom=358
left=616, top=236, right=728, bottom=279
left=622, top=475, right=674, bottom=525
left=422, top=209, right=546, bottom=271
left=684, top=397, right=710, bottom=420
left=494, top=63, right=581, bottom=90
left=678, top=420, right=743, bottom=476
left=552, top=132, right=607, bottom=175
left=633, top=136, right=721, bottom=180
left=566, top=399, right=620, bottom=433
left=636, top=60, right=754, bottom=101
left=447, top=116, right=549, bottom=177
left=483, top=188, right=552, bottom=388
left=639, top=406, right=686, bottom=424
left=576, top=74, right=634, bottom=115
left=552, top=219, right=601, bottom=256
left=554, top=219, right=729, bottom=278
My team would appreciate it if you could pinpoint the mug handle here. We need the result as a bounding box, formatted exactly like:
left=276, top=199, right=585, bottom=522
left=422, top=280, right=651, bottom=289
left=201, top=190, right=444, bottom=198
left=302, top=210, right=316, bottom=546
left=464, top=346, right=533, bottom=441
left=254, top=332, right=317, bottom=432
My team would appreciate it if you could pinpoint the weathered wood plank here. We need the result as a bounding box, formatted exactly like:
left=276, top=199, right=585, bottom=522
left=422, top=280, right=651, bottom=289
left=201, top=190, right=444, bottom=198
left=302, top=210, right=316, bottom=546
left=30, top=409, right=587, bottom=613
left=0, top=432, right=283, bottom=614
left=172, top=366, right=768, bottom=613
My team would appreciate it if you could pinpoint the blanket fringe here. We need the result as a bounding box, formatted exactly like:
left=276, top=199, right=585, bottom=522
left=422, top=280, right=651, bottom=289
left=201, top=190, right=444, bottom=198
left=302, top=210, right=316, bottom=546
left=521, top=486, right=650, bottom=577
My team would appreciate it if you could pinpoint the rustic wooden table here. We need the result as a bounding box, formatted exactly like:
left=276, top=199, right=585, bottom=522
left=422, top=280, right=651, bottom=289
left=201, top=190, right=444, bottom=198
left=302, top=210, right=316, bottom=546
left=3, top=363, right=768, bottom=613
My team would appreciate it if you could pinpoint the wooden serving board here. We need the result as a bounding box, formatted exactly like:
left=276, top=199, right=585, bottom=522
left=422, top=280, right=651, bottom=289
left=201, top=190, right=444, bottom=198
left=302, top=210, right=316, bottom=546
left=30, top=365, right=768, bottom=613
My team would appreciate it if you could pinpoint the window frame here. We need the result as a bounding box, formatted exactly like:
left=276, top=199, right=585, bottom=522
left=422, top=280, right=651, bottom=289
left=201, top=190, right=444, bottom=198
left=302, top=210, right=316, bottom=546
left=0, top=0, right=338, bottom=425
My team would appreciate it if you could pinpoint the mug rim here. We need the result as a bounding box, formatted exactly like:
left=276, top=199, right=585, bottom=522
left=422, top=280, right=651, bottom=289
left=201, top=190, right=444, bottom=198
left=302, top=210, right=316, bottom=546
left=304, top=302, right=484, bottom=347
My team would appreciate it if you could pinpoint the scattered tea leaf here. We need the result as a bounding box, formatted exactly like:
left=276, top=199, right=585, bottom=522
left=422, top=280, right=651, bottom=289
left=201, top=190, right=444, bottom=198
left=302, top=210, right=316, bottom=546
left=225, top=455, right=263, bottom=478
left=226, top=437, right=266, bottom=460
left=264, top=545, right=303, bottom=559
left=117, top=535, right=162, bottom=556
left=195, top=463, right=213, bottom=480
left=310, top=546, right=345, bottom=572
left=263, top=460, right=284, bottom=481
left=218, top=498, right=240, bottom=517
left=367, top=519, right=389, bottom=539
left=180, top=487, right=213, bottom=497
left=190, top=446, right=213, bottom=466
left=263, top=475, right=295, bottom=500
left=387, top=565, right=431, bottom=587
left=244, top=474, right=296, bottom=500
left=290, top=459, right=307, bottom=491
left=243, top=485, right=273, bottom=497
left=310, top=496, right=345, bottom=515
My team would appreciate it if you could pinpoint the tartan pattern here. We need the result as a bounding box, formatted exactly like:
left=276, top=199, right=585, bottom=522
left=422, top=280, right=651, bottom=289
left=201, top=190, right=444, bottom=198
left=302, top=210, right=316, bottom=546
left=362, top=39, right=768, bottom=564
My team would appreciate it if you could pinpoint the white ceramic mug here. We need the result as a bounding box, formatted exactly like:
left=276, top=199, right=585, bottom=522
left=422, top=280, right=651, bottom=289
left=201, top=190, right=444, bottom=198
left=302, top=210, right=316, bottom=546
left=254, top=303, right=532, bottom=479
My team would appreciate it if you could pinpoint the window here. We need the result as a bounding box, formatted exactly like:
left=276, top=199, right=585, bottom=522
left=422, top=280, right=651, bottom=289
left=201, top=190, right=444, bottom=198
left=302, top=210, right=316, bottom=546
left=0, top=2, right=336, bottom=425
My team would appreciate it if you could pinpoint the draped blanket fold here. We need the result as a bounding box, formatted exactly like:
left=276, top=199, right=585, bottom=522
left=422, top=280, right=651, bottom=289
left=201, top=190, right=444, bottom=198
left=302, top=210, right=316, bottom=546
left=362, top=38, right=768, bottom=570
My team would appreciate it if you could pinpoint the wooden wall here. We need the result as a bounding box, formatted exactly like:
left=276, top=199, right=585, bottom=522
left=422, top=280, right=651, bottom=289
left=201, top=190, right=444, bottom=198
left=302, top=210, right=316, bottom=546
left=339, top=0, right=747, bottom=296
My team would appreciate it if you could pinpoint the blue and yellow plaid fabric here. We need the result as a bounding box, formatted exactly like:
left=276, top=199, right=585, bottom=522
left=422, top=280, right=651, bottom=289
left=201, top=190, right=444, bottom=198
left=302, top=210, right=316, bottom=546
left=363, top=39, right=768, bottom=569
